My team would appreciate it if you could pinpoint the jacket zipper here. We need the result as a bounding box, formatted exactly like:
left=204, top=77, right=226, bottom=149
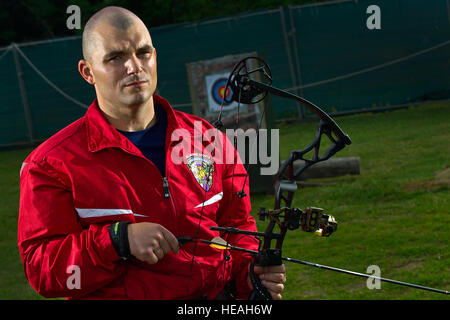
left=119, top=145, right=173, bottom=201
left=162, top=176, right=170, bottom=198
left=117, top=131, right=178, bottom=231
left=162, top=175, right=180, bottom=236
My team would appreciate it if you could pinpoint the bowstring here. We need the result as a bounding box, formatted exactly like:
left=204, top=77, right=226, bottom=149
left=185, top=67, right=235, bottom=296
left=186, top=58, right=269, bottom=297
left=221, top=59, right=269, bottom=291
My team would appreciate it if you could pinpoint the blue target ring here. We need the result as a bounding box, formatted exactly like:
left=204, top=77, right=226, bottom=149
left=211, top=78, right=233, bottom=105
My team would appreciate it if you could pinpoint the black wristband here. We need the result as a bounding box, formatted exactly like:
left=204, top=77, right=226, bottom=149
left=108, top=221, right=132, bottom=260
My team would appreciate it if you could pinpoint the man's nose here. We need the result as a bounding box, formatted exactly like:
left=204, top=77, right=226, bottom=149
left=125, top=54, right=142, bottom=74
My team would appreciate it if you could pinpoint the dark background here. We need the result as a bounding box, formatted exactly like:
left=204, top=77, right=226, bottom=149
left=0, top=0, right=326, bottom=46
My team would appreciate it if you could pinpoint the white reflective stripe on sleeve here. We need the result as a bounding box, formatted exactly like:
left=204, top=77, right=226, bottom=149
left=194, top=192, right=223, bottom=208
left=75, top=208, right=147, bottom=218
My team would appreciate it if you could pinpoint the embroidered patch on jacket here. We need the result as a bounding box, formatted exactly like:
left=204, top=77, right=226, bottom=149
left=186, top=153, right=214, bottom=192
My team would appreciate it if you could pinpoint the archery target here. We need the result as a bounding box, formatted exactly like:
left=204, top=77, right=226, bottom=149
left=212, top=78, right=233, bottom=105
left=205, top=73, right=238, bottom=112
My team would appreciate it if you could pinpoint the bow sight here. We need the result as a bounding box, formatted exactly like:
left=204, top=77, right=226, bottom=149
left=259, top=206, right=338, bottom=237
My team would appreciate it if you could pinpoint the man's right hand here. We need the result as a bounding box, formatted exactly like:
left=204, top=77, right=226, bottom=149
left=127, top=222, right=180, bottom=264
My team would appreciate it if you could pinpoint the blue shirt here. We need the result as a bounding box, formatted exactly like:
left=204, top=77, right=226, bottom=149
left=117, top=104, right=168, bottom=176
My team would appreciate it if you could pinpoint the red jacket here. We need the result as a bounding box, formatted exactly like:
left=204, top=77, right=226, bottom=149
left=18, top=95, right=258, bottom=299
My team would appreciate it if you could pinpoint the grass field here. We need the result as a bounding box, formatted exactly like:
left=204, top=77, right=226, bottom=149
left=253, top=101, right=449, bottom=299
left=0, top=102, right=449, bottom=300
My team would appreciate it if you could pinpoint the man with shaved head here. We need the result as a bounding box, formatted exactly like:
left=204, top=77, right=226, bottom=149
left=18, top=6, right=286, bottom=300
left=79, top=7, right=158, bottom=132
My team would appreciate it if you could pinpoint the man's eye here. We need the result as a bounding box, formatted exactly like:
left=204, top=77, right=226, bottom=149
left=138, top=51, right=151, bottom=57
left=109, top=56, right=121, bottom=61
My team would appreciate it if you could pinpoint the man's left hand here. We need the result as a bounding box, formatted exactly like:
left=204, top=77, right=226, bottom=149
left=247, top=264, right=286, bottom=300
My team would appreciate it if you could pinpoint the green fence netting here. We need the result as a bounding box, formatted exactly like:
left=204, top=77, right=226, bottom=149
left=0, top=0, right=449, bottom=147
left=289, top=0, right=450, bottom=116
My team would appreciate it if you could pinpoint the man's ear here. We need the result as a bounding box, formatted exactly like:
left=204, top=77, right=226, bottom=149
left=78, top=59, right=95, bottom=85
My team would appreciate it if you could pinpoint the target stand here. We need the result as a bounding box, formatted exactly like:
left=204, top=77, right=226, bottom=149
left=186, top=53, right=275, bottom=194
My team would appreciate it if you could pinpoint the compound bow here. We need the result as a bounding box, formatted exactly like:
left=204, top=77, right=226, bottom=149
left=180, top=57, right=449, bottom=299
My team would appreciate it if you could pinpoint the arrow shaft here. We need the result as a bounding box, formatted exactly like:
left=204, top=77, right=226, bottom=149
left=199, top=239, right=449, bottom=295
left=282, top=257, right=449, bottom=295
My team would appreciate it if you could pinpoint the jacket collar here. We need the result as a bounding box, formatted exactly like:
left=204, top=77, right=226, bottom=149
left=85, top=94, right=180, bottom=153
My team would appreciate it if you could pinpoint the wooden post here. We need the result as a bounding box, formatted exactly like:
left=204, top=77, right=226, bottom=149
left=292, top=157, right=361, bottom=180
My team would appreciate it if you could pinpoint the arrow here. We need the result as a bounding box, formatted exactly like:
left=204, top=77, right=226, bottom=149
left=177, top=236, right=449, bottom=295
